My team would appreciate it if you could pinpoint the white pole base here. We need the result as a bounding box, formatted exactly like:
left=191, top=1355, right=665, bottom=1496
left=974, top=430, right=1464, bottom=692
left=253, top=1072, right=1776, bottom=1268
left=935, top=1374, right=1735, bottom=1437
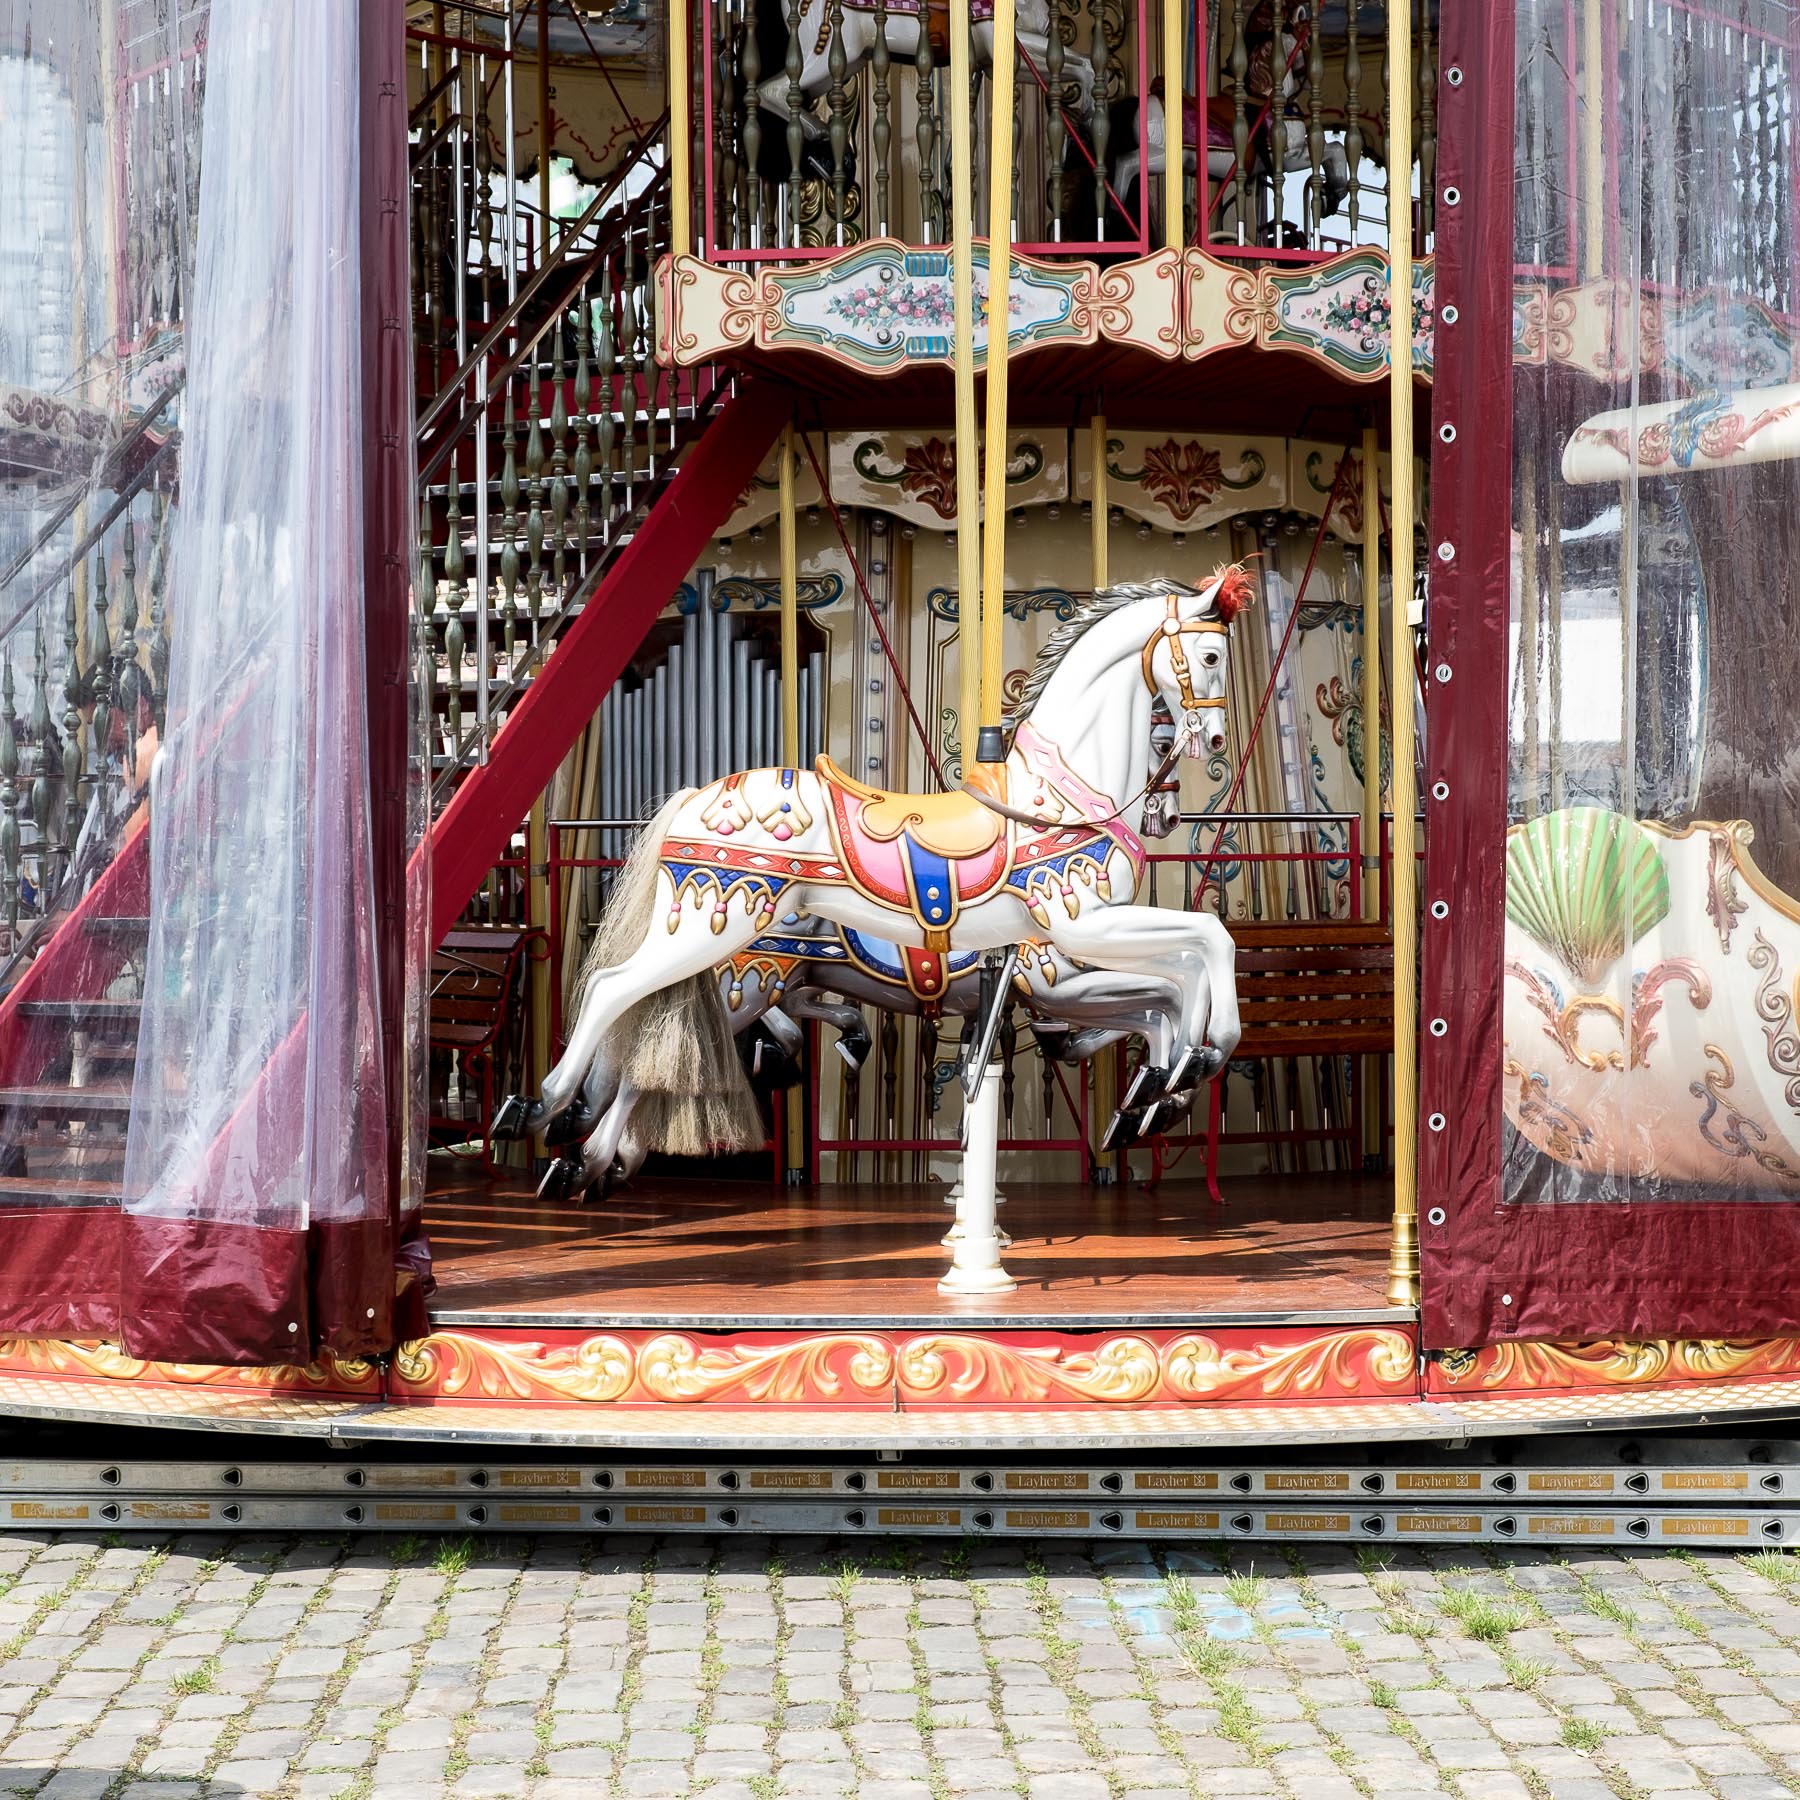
left=940, top=1060, right=1016, bottom=1295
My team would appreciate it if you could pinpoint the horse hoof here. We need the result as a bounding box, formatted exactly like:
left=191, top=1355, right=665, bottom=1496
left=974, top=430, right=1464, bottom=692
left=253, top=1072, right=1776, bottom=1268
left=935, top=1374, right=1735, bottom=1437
left=491, top=1093, right=539, bottom=1142
left=835, top=1038, right=866, bottom=1073
left=544, top=1101, right=596, bottom=1149
left=1100, top=1106, right=1144, bottom=1155
left=1121, top=1063, right=1167, bottom=1113
left=536, top=1157, right=583, bottom=1204
left=594, top=1157, right=631, bottom=1202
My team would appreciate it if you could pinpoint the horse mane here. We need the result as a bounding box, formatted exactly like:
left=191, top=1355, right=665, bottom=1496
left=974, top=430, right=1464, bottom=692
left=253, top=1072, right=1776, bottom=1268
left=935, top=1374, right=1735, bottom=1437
left=1011, top=569, right=1250, bottom=724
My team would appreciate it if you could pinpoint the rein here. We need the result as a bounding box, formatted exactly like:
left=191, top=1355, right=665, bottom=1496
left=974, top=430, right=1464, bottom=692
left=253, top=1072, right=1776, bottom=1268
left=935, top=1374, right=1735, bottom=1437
left=959, top=719, right=1193, bottom=832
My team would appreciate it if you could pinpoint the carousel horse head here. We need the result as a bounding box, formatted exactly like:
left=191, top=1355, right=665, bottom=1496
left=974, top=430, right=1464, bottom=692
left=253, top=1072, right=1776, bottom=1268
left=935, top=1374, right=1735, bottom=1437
left=1133, top=565, right=1252, bottom=757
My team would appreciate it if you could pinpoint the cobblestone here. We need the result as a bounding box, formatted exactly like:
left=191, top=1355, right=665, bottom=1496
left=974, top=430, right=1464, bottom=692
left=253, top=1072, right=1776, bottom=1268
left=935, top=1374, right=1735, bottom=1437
left=0, top=1534, right=1793, bottom=1795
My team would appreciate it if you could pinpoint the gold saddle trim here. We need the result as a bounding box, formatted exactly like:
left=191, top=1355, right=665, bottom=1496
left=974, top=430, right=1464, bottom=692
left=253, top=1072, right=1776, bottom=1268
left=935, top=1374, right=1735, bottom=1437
left=815, top=754, right=1006, bottom=859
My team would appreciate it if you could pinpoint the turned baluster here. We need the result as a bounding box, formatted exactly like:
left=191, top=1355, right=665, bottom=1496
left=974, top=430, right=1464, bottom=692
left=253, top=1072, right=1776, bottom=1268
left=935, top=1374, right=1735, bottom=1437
left=89, top=545, right=113, bottom=782
left=828, top=0, right=849, bottom=244
left=444, top=479, right=467, bottom=756
left=29, top=617, right=61, bottom=895
left=1344, top=0, right=1363, bottom=239
left=619, top=262, right=639, bottom=510
left=872, top=0, right=892, bottom=234
left=525, top=370, right=546, bottom=638
left=115, top=501, right=142, bottom=782
left=499, top=380, right=521, bottom=668
left=573, top=282, right=594, bottom=577
left=743, top=9, right=766, bottom=245
left=416, top=492, right=440, bottom=759
left=597, top=260, right=618, bottom=541
left=785, top=0, right=806, bottom=245
left=62, top=584, right=83, bottom=857
left=1229, top=0, right=1249, bottom=242
left=916, top=26, right=940, bottom=241
left=550, top=313, right=570, bottom=610
left=1093, top=0, right=1113, bottom=235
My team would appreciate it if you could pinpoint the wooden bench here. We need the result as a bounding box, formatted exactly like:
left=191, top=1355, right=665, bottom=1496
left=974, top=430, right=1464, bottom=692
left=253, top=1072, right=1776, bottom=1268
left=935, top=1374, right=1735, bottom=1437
left=429, top=925, right=548, bottom=1170
left=1155, top=919, right=1395, bottom=1200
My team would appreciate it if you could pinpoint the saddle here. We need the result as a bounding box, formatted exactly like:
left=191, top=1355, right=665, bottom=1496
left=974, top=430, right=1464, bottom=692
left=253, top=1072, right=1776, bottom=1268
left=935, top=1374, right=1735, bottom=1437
left=815, top=754, right=1014, bottom=938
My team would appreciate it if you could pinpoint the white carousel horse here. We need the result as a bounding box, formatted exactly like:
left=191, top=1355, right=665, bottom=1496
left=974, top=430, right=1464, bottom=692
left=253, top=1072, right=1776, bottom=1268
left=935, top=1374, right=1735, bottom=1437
left=753, top=0, right=1096, bottom=135
left=493, top=571, right=1250, bottom=1184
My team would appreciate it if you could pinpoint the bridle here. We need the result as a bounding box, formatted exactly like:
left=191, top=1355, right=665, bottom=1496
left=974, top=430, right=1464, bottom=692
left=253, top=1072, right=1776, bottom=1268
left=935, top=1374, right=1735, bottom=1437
left=1140, top=592, right=1229, bottom=730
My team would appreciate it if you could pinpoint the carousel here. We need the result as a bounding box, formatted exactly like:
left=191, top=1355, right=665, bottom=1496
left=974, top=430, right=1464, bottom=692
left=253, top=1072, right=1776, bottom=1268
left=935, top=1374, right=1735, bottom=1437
left=0, top=0, right=1799, bottom=1520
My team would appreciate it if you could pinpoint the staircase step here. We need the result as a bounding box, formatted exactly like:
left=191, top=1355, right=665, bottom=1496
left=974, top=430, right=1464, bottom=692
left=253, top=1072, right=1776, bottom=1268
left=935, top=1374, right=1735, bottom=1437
left=0, top=1084, right=135, bottom=1120
left=15, top=1000, right=142, bottom=1024
left=83, top=917, right=150, bottom=937
left=0, top=1176, right=121, bottom=1209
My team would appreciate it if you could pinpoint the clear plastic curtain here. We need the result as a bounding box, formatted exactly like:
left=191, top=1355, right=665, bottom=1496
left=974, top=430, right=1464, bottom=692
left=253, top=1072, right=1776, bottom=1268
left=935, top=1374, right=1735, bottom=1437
left=123, top=3, right=386, bottom=1246
left=1504, top=0, right=1800, bottom=1208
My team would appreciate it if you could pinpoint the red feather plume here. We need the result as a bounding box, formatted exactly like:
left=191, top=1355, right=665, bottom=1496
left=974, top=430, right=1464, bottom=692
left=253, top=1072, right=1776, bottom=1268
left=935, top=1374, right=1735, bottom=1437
left=1212, top=563, right=1256, bottom=624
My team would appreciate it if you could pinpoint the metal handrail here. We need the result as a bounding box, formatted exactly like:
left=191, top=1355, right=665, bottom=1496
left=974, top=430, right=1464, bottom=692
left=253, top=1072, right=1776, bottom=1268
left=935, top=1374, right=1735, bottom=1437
left=414, top=113, right=671, bottom=456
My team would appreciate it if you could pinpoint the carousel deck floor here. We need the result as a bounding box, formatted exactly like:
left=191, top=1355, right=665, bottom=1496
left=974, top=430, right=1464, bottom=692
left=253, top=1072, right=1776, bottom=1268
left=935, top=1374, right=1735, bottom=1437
left=422, top=1162, right=1402, bottom=1328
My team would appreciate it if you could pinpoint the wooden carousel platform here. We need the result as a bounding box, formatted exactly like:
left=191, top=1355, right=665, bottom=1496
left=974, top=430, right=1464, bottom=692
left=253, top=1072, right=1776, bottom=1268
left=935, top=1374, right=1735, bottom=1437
left=422, top=1163, right=1399, bottom=1328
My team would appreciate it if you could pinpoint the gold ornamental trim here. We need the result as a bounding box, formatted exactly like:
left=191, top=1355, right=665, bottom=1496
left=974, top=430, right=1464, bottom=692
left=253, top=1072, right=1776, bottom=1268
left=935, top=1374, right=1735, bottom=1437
left=0, top=1338, right=379, bottom=1394
left=1436, top=1336, right=1800, bottom=1391
left=388, top=1327, right=1418, bottom=1408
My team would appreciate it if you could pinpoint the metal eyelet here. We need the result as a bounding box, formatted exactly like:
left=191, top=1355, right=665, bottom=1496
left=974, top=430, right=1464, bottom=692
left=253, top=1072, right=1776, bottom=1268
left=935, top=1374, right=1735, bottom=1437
left=1437, top=541, right=1455, bottom=562
left=1431, top=780, right=1449, bottom=801
left=1427, top=1206, right=1447, bottom=1226
left=1429, top=1018, right=1448, bottom=1037
left=1430, top=900, right=1450, bottom=920
left=1434, top=662, right=1453, bottom=683
left=1440, top=303, right=1459, bottom=325
left=1428, top=1112, right=1447, bottom=1132
left=1442, top=186, right=1461, bottom=207
left=1439, top=423, right=1457, bottom=443
left=1445, top=66, right=1463, bottom=87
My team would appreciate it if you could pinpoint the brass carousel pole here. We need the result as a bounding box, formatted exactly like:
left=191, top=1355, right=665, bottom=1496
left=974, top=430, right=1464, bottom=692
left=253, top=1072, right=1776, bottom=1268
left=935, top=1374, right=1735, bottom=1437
left=529, top=0, right=556, bottom=1100
left=1384, top=0, right=1420, bottom=1309
left=1359, top=421, right=1383, bottom=1171
left=948, top=0, right=983, bottom=766
left=1089, top=407, right=1116, bottom=1176
left=1162, top=0, right=1183, bottom=251
left=670, top=0, right=693, bottom=254
left=977, top=0, right=1017, bottom=761
left=780, top=422, right=804, bottom=1180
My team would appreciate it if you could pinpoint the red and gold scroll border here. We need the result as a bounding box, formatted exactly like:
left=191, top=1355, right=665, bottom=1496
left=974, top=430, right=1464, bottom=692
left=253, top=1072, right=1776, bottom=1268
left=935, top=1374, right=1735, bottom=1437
left=388, top=1325, right=1418, bottom=1410
left=0, top=1338, right=380, bottom=1397
left=1429, top=1337, right=1800, bottom=1396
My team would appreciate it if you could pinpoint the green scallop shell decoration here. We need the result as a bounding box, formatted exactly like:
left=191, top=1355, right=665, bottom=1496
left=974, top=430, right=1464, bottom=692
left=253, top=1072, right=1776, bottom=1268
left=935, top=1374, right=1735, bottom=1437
left=1505, top=807, right=1671, bottom=986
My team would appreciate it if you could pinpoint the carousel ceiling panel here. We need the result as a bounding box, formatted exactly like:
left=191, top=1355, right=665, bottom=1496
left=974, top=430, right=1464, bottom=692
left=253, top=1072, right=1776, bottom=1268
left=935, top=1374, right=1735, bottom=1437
left=828, top=427, right=1070, bottom=527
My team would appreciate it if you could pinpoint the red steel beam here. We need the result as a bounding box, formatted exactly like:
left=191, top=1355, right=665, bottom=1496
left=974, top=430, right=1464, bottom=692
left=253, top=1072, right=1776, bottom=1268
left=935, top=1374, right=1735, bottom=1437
left=428, top=376, right=790, bottom=942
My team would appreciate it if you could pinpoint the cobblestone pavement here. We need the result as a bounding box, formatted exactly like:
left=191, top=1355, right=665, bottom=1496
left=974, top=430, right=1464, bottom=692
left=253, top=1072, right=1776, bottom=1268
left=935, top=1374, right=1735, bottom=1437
left=1, top=1532, right=1799, bottom=1799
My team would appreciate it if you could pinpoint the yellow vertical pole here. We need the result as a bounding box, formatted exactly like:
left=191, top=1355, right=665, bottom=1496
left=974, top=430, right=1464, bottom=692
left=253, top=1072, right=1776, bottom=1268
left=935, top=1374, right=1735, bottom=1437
left=1089, top=410, right=1116, bottom=1172
left=529, top=0, right=557, bottom=1100
left=670, top=0, right=693, bottom=255
left=779, top=425, right=804, bottom=1180
left=1162, top=0, right=1183, bottom=250
left=949, top=0, right=983, bottom=768
left=978, top=0, right=1017, bottom=758
left=1383, top=0, right=1419, bottom=1309
left=1359, top=424, right=1383, bottom=1169
left=780, top=424, right=800, bottom=763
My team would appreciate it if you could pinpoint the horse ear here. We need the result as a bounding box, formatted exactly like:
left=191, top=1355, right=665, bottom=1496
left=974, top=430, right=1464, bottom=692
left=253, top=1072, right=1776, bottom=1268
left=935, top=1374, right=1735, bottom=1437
left=1211, top=564, right=1255, bottom=624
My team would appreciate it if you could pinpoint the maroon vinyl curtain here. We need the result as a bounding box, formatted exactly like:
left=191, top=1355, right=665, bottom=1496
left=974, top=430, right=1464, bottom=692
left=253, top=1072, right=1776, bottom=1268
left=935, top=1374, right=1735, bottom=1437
left=1423, top=0, right=1800, bottom=1346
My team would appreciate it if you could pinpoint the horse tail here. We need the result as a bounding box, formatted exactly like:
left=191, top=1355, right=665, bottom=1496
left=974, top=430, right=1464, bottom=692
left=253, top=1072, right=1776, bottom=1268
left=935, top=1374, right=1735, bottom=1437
left=582, top=790, right=764, bottom=1158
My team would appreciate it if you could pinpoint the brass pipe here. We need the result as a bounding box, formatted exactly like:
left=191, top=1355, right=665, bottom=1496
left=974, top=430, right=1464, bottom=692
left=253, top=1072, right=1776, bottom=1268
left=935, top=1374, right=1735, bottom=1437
left=949, top=0, right=983, bottom=769
left=978, top=0, right=1018, bottom=760
left=780, top=423, right=800, bottom=764
left=670, top=0, right=693, bottom=253
left=1383, top=0, right=1419, bottom=1311
left=1163, top=0, right=1183, bottom=250
left=1359, top=423, right=1382, bottom=1170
